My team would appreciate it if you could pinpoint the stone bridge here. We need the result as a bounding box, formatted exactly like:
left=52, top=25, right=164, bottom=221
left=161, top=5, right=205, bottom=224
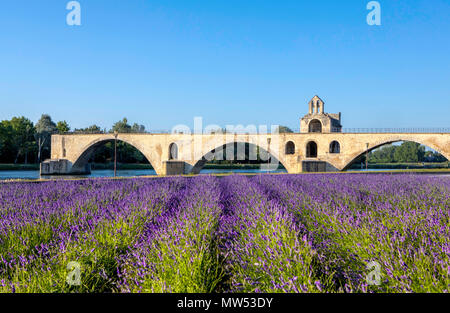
left=41, top=132, right=450, bottom=175
left=40, top=96, right=450, bottom=175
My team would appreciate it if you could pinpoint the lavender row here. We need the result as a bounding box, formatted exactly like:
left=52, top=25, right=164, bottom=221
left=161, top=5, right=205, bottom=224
left=117, top=176, right=223, bottom=293
left=0, top=177, right=186, bottom=292
left=216, top=175, right=321, bottom=292
left=255, top=174, right=450, bottom=292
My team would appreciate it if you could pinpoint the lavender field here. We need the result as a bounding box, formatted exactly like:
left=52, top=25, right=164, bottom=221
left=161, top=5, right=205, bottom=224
left=0, top=174, right=449, bottom=293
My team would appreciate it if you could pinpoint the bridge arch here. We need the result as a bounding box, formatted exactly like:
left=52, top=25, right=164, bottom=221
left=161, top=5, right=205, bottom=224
left=169, top=142, right=178, bottom=160
left=285, top=141, right=295, bottom=155
left=71, top=137, right=155, bottom=174
left=190, top=141, right=289, bottom=174
left=309, top=119, right=322, bottom=133
left=329, top=141, right=341, bottom=154
left=341, top=137, right=449, bottom=171
left=306, top=141, right=318, bottom=158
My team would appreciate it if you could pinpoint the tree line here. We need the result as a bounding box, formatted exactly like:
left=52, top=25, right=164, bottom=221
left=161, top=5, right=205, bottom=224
left=368, top=142, right=446, bottom=163
left=0, top=115, right=147, bottom=164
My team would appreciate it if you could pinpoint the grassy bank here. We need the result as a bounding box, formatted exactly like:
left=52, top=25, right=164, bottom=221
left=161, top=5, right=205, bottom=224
left=90, top=163, right=154, bottom=170
left=346, top=168, right=450, bottom=174
left=0, top=164, right=40, bottom=171
left=203, top=163, right=286, bottom=170
left=0, top=163, right=283, bottom=171
left=93, top=163, right=285, bottom=170
left=1, top=168, right=449, bottom=184
left=349, top=162, right=449, bottom=170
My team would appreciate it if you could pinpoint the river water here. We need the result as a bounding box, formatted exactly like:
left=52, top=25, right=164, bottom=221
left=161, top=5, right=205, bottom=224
left=0, top=168, right=448, bottom=180
left=0, top=168, right=288, bottom=180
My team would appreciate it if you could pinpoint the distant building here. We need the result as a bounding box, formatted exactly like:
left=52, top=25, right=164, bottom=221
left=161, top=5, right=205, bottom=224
left=300, top=95, right=342, bottom=133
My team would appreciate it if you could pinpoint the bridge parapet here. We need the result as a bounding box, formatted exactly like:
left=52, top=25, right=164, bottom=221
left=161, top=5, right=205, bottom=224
left=340, top=128, right=450, bottom=134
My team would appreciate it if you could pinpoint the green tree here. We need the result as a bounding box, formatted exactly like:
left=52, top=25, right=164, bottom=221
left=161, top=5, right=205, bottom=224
left=35, top=114, right=57, bottom=162
left=10, top=117, right=35, bottom=164
left=74, top=125, right=103, bottom=134
left=425, top=150, right=447, bottom=162
left=111, top=119, right=145, bottom=134
left=275, top=125, right=294, bottom=133
left=0, top=117, right=37, bottom=164
left=131, top=123, right=146, bottom=133
left=111, top=118, right=132, bottom=133
left=56, top=121, right=70, bottom=134
left=394, top=141, right=425, bottom=163
left=368, top=145, right=396, bottom=163
left=0, top=120, right=13, bottom=162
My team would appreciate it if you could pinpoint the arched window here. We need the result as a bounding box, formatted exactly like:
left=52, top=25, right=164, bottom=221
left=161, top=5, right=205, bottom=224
left=306, top=141, right=318, bottom=158
left=169, top=143, right=178, bottom=160
left=329, top=141, right=340, bottom=154
left=308, top=119, right=322, bottom=133
left=285, top=141, right=295, bottom=155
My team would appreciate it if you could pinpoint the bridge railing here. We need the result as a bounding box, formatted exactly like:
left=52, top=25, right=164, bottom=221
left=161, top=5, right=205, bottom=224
left=339, top=128, right=450, bottom=133
left=58, top=127, right=450, bottom=135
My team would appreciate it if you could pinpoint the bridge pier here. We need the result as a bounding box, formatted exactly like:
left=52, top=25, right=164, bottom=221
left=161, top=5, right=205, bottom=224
left=301, top=161, right=340, bottom=173
left=163, top=161, right=189, bottom=176
left=40, top=159, right=91, bottom=175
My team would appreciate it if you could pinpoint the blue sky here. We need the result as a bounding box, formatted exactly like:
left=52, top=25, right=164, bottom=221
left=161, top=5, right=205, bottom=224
left=0, top=0, right=449, bottom=131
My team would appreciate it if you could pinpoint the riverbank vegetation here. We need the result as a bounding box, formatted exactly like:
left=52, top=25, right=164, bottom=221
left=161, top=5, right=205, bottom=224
left=0, top=115, right=146, bottom=165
